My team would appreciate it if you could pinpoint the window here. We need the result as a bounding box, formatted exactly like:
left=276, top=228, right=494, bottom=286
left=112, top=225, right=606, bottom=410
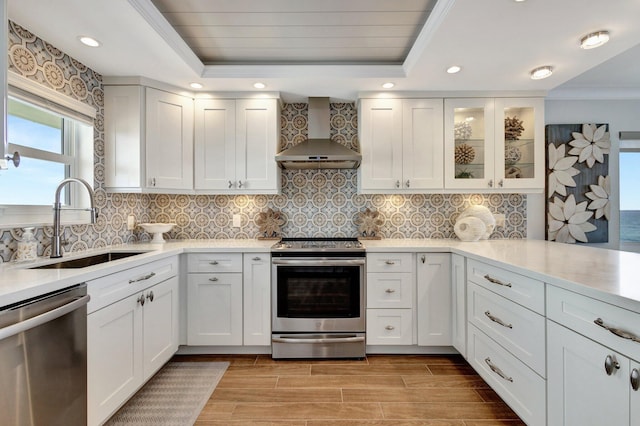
left=620, top=149, right=640, bottom=245
left=0, top=73, right=95, bottom=227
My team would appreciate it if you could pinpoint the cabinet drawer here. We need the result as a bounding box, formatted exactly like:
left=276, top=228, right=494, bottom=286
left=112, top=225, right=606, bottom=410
left=467, top=259, right=544, bottom=314
left=367, top=272, right=413, bottom=308
left=87, top=256, right=178, bottom=313
left=467, top=324, right=546, bottom=426
left=367, top=253, right=414, bottom=273
left=187, top=253, right=242, bottom=273
left=468, top=282, right=545, bottom=376
left=366, top=308, right=413, bottom=345
left=547, top=285, right=640, bottom=358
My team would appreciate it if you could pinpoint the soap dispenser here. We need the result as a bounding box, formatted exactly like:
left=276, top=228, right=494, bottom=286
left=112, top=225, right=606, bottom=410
left=16, top=227, right=38, bottom=261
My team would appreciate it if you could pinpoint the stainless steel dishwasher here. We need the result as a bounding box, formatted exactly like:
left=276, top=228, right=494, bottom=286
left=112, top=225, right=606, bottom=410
left=0, top=284, right=89, bottom=426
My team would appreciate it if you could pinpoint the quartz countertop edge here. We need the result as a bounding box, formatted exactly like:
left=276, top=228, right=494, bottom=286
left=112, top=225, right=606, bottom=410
left=2, top=238, right=640, bottom=314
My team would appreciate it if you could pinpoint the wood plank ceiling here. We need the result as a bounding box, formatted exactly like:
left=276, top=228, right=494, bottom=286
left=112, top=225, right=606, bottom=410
left=150, top=0, right=436, bottom=65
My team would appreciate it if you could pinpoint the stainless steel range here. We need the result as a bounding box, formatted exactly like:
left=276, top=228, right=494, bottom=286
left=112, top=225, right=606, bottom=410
left=271, top=238, right=366, bottom=359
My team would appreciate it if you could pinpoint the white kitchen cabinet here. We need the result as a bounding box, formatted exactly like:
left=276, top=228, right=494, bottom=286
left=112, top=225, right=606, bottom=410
left=366, top=252, right=415, bottom=346
left=358, top=98, right=443, bottom=193
left=87, top=257, right=179, bottom=426
left=416, top=253, right=451, bottom=346
left=194, top=97, right=281, bottom=194
left=104, top=85, right=193, bottom=193
left=451, top=253, right=466, bottom=357
left=444, top=97, right=544, bottom=191
left=0, top=0, right=7, bottom=166
left=243, top=253, right=271, bottom=346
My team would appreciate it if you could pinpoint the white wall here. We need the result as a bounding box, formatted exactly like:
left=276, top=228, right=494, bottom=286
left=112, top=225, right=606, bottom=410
left=531, top=99, right=640, bottom=249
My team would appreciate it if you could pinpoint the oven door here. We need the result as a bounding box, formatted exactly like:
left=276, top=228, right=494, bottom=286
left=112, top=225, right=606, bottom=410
left=271, top=257, right=365, bottom=333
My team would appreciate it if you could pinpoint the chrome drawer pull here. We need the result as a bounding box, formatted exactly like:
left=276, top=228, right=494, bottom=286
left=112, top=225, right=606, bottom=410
left=385, top=325, right=395, bottom=331
left=604, top=355, right=621, bottom=376
left=252, top=257, right=261, bottom=261
left=129, top=272, right=156, bottom=284
left=483, top=274, right=512, bottom=288
left=631, top=368, right=640, bottom=391
left=209, top=261, right=219, bottom=265
left=485, top=311, right=513, bottom=329
left=594, top=318, right=640, bottom=344
left=209, top=277, right=219, bottom=282
left=485, top=357, right=513, bottom=382
left=385, top=260, right=395, bottom=265
left=385, top=289, right=396, bottom=294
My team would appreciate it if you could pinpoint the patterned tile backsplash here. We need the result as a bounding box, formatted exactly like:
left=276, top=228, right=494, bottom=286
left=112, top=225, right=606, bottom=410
left=0, top=22, right=526, bottom=263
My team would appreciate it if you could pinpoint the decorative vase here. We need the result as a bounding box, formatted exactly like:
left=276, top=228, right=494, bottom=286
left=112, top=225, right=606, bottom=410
left=16, top=227, right=37, bottom=261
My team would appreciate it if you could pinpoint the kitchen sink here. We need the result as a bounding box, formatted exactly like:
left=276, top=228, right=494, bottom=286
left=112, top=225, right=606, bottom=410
left=29, top=251, right=148, bottom=269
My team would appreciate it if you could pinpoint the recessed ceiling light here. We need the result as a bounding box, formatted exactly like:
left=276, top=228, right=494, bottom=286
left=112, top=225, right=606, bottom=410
left=580, top=30, right=610, bottom=49
left=189, top=82, right=203, bottom=89
left=253, top=82, right=266, bottom=89
left=78, top=36, right=101, bottom=47
left=530, top=65, right=553, bottom=80
left=447, top=66, right=461, bottom=74
left=382, top=82, right=395, bottom=89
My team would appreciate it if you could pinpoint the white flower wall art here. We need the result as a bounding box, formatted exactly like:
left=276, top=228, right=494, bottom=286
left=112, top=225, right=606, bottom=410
left=545, top=124, right=609, bottom=243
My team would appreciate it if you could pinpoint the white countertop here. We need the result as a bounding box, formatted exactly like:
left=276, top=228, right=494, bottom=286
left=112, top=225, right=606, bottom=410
left=2, top=237, right=640, bottom=314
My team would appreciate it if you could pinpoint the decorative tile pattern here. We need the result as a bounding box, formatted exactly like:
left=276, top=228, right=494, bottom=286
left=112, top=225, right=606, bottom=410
left=0, top=22, right=526, bottom=263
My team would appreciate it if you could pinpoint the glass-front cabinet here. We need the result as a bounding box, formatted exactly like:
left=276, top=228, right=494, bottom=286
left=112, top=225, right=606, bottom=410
left=444, top=97, right=544, bottom=191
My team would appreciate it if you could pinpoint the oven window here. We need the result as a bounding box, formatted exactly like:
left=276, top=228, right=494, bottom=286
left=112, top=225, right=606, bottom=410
left=277, top=266, right=361, bottom=318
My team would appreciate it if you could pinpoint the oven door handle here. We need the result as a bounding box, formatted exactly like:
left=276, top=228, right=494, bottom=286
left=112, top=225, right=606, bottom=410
left=272, top=336, right=365, bottom=344
left=272, top=259, right=366, bottom=266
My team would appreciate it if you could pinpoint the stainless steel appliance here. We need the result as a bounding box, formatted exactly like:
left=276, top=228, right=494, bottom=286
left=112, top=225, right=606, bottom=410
left=0, top=284, right=89, bottom=425
left=271, top=238, right=366, bottom=359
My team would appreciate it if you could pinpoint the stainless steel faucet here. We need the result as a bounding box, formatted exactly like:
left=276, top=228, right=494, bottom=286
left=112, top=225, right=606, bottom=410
left=51, top=178, right=98, bottom=258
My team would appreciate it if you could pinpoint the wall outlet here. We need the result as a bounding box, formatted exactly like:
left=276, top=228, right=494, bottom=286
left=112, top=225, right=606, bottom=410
left=232, top=214, right=242, bottom=228
left=494, top=214, right=506, bottom=228
left=127, top=215, right=136, bottom=230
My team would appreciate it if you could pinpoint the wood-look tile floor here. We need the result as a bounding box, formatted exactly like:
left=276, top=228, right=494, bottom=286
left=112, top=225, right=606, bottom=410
left=173, top=354, right=525, bottom=426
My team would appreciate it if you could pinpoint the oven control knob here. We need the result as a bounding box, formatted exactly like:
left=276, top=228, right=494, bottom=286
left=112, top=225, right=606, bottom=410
left=345, top=242, right=353, bottom=248
left=285, top=243, right=292, bottom=248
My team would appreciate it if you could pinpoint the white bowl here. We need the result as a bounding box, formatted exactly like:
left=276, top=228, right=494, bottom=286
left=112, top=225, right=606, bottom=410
left=139, top=223, right=176, bottom=243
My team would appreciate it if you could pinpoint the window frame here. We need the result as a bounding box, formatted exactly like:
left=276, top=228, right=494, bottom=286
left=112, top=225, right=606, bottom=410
left=0, top=72, right=96, bottom=228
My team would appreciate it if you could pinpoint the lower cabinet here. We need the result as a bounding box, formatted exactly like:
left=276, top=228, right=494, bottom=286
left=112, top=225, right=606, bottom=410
left=186, top=252, right=271, bottom=347
left=451, top=253, right=466, bottom=357
left=416, top=253, right=451, bottom=346
left=87, top=273, right=179, bottom=426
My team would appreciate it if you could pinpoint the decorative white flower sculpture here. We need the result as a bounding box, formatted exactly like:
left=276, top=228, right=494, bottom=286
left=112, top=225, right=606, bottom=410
left=585, top=175, right=610, bottom=221
left=568, top=123, right=610, bottom=168
left=547, top=143, right=579, bottom=198
left=548, top=194, right=596, bottom=243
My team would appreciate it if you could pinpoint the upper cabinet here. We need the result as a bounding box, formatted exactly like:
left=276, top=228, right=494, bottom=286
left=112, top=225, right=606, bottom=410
left=444, top=97, right=544, bottom=191
left=104, top=85, right=193, bottom=193
left=194, top=98, right=280, bottom=194
left=358, top=98, right=444, bottom=193
left=0, top=1, right=7, bottom=169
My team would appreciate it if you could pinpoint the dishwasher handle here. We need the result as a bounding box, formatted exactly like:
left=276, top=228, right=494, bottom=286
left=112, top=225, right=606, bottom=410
left=0, top=294, right=90, bottom=340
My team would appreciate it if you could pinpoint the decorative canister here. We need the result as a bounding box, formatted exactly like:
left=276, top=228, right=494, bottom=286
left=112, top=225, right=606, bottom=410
left=16, top=227, right=38, bottom=261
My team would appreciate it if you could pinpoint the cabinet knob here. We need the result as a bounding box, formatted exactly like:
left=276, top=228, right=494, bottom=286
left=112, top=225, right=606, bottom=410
left=385, top=325, right=395, bottom=331
left=385, top=288, right=396, bottom=294
left=209, top=261, right=219, bottom=265
left=252, top=256, right=261, bottom=261
left=631, top=368, right=640, bottom=391
left=604, top=355, right=620, bottom=376
left=137, top=294, right=145, bottom=306
left=238, top=180, right=244, bottom=188
left=209, top=277, right=219, bottom=282
left=498, top=179, right=504, bottom=187
left=395, top=180, right=400, bottom=188
left=421, top=255, right=426, bottom=263
left=146, top=291, right=154, bottom=302
left=488, top=179, right=493, bottom=188
left=228, top=180, right=233, bottom=189
left=405, top=180, right=410, bottom=188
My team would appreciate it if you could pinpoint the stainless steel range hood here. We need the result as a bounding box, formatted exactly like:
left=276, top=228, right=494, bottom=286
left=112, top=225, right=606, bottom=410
left=276, top=98, right=361, bottom=169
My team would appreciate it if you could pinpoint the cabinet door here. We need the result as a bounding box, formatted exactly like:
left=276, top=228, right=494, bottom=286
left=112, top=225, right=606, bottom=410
left=88, top=294, right=143, bottom=426
left=358, top=98, right=403, bottom=191
left=547, top=320, right=629, bottom=426
left=366, top=308, right=413, bottom=345
left=402, top=99, right=444, bottom=189
left=235, top=99, right=280, bottom=192
left=417, top=253, right=452, bottom=346
left=194, top=99, right=236, bottom=190
left=104, top=85, right=143, bottom=189
left=142, top=276, right=179, bottom=379
left=494, top=97, right=544, bottom=190
left=187, top=273, right=243, bottom=346
left=145, top=87, right=193, bottom=190
left=632, top=359, right=640, bottom=423
left=243, top=254, right=271, bottom=346
left=367, top=272, right=413, bottom=309
left=451, top=254, right=466, bottom=357
left=444, top=98, right=495, bottom=189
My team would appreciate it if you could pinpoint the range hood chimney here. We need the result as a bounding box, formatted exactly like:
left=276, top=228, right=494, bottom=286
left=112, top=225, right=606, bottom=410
left=275, top=97, right=361, bottom=169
